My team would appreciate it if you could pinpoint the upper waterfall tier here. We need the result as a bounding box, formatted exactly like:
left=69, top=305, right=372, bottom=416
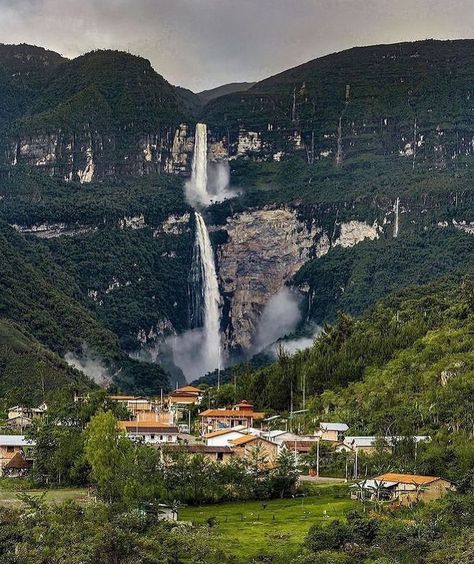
left=187, top=123, right=209, bottom=207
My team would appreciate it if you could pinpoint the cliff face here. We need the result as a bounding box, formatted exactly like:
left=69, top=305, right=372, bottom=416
left=215, top=187, right=474, bottom=353
left=216, top=207, right=380, bottom=352
left=6, top=125, right=196, bottom=181
left=1, top=47, right=199, bottom=181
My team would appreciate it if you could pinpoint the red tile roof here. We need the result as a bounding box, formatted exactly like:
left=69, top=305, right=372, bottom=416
left=199, top=409, right=265, bottom=419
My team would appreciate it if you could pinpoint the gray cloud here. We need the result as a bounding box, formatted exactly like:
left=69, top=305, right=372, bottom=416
left=0, top=0, right=472, bottom=91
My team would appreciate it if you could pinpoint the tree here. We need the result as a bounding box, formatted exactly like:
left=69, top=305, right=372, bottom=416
left=84, top=410, right=133, bottom=503
left=271, top=448, right=299, bottom=498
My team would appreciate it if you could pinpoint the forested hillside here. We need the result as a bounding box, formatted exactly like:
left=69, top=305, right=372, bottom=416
left=0, top=39, right=472, bottom=396
left=0, top=219, right=170, bottom=397
left=234, top=277, right=473, bottom=432
left=204, top=39, right=474, bottom=166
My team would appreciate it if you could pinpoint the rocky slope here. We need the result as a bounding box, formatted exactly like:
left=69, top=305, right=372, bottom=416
left=216, top=207, right=379, bottom=351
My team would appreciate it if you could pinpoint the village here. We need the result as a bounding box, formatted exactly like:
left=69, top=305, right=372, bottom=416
left=0, top=384, right=454, bottom=509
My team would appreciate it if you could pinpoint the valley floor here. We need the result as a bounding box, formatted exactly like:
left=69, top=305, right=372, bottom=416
left=179, top=483, right=356, bottom=561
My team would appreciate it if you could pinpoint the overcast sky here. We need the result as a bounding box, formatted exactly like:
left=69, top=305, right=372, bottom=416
left=0, top=0, right=472, bottom=91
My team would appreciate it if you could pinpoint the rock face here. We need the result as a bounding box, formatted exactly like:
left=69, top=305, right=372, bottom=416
left=217, top=208, right=314, bottom=351
left=6, top=124, right=196, bottom=182
left=11, top=222, right=94, bottom=238
left=333, top=220, right=380, bottom=248
left=216, top=207, right=380, bottom=352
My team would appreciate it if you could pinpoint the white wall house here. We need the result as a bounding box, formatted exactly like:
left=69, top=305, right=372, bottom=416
left=119, top=422, right=179, bottom=444
left=318, top=422, right=349, bottom=442
left=203, top=427, right=248, bottom=447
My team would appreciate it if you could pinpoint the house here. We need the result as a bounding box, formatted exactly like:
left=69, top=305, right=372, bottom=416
left=268, top=431, right=319, bottom=448
left=2, top=451, right=32, bottom=478
left=352, top=473, right=453, bottom=505
left=109, top=395, right=156, bottom=414
left=118, top=415, right=179, bottom=444
left=166, top=386, right=203, bottom=409
left=203, top=427, right=248, bottom=447
left=282, top=440, right=315, bottom=456
left=318, top=422, right=349, bottom=442
left=262, top=430, right=288, bottom=443
left=337, top=436, right=430, bottom=455
left=4, top=415, right=33, bottom=431
left=7, top=404, right=47, bottom=429
left=161, top=444, right=234, bottom=463
left=229, top=435, right=278, bottom=466
left=336, top=436, right=383, bottom=454
left=198, top=401, right=265, bottom=434
left=0, top=435, right=34, bottom=470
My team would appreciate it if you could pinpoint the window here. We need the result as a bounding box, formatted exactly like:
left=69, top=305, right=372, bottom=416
left=160, top=435, right=163, bottom=441
left=6, top=446, right=14, bottom=453
left=216, top=452, right=224, bottom=461
left=168, top=435, right=172, bottom=441
left=150, top=435, right=155, bottom=440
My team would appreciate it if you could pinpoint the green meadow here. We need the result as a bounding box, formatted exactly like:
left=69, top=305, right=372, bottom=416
left=179, top=483, right=357, bottom=562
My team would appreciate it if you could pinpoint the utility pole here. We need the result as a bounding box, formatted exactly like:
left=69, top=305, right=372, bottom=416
left=316, top=438, right=320, bottom=477
left=302, top=372, right=306, bottom=411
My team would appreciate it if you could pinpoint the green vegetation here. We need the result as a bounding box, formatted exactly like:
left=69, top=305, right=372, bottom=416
left=0, top=319, right=90, bottom=406
left=0, top=169, right=198, bottom=395
left=4, top=48, right=187, bottom=134
left=231, top=277, right=474, bottom=478
left=0, top=218, right=170, bottom=397
left=179, top=484, right=355, bottom=562
left=204, top=40, right=474, bottom=167
left=294, top=229, right=474, bottom=323
left=0, top=484, right=87, bottom=506
left=0, top=498, right=230, bottom=563
left=302, top=492, right=474, bottom=563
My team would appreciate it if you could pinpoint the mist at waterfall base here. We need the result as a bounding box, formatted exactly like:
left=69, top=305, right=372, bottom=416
left=65, top=344, right=112, bottom=387
left=252, top=287, right=322, bottom=358
left=166, top=328, right=217, bottom=381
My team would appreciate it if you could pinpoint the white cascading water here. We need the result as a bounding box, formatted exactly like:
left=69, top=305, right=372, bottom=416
left=393, top=197, right=400, bottom=238
left=191, top=211, right=222, bottom=374
left=187, top=123, right=209, bottom=207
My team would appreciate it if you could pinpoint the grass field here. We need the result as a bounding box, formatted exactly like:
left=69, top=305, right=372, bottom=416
left=0, top=485, right=88, bottom=506
left=179, top=483, right=357, bottom=562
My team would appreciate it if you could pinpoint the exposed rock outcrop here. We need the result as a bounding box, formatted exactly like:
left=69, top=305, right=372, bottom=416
left=7, top=124, right=195, bottom=182
left=333, top=220, right=380, bottom=248
left=216, top=207, right=379, bottom=352
left=11, top=222, right=94, bottom=238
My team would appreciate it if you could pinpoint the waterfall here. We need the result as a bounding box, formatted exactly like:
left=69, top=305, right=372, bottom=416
left=171, top=122, right=225, bottom=379
left=393, top=197, right=400, bottom=238
left=190, top=211, right=222, bottom=373
left=187, top=123, right=209, bottom=206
